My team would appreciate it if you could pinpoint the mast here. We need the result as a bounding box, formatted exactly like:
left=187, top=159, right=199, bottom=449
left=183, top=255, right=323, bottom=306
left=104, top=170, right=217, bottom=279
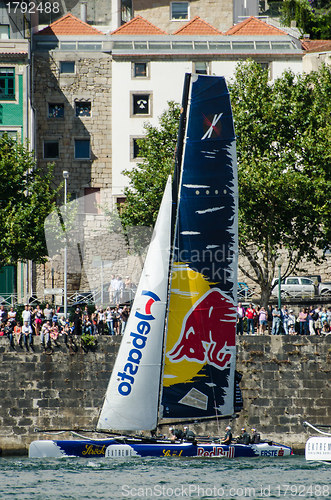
left=157, top=74, right=192, bottom=423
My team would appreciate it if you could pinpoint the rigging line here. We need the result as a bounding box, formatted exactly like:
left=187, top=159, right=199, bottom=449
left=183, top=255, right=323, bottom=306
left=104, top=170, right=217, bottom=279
left=303, top=421, right=331, bottom=437
left=209, top=366, right=221, bottom=438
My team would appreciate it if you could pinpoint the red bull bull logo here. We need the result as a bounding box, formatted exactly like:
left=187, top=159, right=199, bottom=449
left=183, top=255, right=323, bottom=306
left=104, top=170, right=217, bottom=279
left=167, top=289, right=235, bottom=370
left=117, top=291, right=160, bottom=396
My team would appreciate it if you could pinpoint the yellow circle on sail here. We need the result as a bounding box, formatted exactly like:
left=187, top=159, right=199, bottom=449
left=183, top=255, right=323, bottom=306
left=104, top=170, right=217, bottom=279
left=163, top=263, right=211, bottom=387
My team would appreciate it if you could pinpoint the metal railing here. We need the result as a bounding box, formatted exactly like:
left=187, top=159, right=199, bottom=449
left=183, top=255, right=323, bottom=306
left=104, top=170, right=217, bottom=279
left=0, top=288, right=137, bottom=307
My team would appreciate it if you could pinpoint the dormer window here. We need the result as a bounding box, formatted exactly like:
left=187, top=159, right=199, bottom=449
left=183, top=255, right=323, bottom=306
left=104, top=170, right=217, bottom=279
left=171, top=2, right=189, bottom=20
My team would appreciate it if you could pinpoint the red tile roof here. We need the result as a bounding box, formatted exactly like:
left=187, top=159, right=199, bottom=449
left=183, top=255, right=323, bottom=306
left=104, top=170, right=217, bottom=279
left=35, top=13, right=104, bottom=36
left=0, top=52, right=28, bottom=58
left=301, top=39, right=331, bottom=52
left=110, top=16, right=168, bottom=35
left=226, top=16, right=287, bottom=36
left=173, top=16, right=223, bottom=35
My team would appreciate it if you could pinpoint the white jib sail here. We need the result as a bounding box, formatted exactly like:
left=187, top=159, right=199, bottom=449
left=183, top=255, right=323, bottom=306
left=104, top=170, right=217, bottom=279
left=97, top=176, right=172, bottom=431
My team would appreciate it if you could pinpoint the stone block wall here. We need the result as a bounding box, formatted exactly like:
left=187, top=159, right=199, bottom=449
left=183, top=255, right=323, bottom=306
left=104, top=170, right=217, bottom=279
left=33, top=51, right=112, bottom=196
left=0, top=336, right=120, bottom=455
left=1, top=335, right=330, bottom=455
left=133, top=0, right=233, bottom=33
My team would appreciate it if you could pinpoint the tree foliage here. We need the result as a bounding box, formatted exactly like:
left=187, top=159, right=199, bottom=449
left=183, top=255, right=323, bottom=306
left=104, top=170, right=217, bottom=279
left=229, top=61, right=331, bottom=304
left=281, top=0, right=331, bottom=39
left=0, top=134, right=60, bottom=268
left=119, top=101, right=181, bottom=228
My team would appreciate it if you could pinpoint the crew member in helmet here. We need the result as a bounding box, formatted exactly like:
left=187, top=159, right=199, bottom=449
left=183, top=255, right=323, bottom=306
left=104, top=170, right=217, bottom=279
left=183, top=426, right=195, bottom=442
left=221, top=426, right=232, bottom=444
left=169, top=427, right=183, bottom=441
left=250, top=428, right=261, bottom=444
left=237, top=427, right=250, bottom=445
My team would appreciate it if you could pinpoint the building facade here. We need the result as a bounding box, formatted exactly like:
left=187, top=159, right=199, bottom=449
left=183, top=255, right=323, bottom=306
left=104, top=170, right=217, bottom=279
left=0, top=2, right=33, bottom=301
left=28, top=12, right=312, bottom=298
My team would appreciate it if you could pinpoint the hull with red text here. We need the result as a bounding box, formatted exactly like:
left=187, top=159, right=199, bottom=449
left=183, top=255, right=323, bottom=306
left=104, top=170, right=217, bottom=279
left=29, top=439, right=292, bottom=459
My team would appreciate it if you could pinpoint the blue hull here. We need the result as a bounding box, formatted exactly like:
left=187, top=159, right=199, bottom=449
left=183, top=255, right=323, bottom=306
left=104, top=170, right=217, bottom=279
left=29, top=438, right=292, bottom=459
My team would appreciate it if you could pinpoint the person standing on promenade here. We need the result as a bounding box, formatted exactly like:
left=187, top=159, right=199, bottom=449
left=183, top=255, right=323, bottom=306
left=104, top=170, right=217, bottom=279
left=33, top=305, right=43, bottom=336
left=73, top=307, right=82, bottom=336
left=43, top=303, right=53, bottom=323
left=298, top=308, right=308, bottom=335
left=236, top=302, right=245, bottom=335
left=281, top=305, right=289, bottom=335
left=267, top=305, right=273, bottom=334
left=271, top=306, right=281, bottom=335
left=106, top=306, right=114, bottom=335
left=0, top=305, right=7, bottom=324
left=258, top=306, right=267, bottom=335
left=307, top=308, right=316, bottom=335
left=245, top=304, right=256, bottom=335
left=288, top=310, right=296, bottom=335
left=22, top=304, right=31, bottom=327
left=313, top=306, right=322, bottom=335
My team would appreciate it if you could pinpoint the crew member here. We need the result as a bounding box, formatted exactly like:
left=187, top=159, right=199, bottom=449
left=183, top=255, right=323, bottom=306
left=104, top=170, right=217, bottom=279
left=169, top=427, right=183, bottom=441
left=250, top=428, right=261, bottom=444
left=237, top=427, right=250, bottom=445
left=221, top=426, right=232, bottom=444
left=183, top=426, right=195, bottom=442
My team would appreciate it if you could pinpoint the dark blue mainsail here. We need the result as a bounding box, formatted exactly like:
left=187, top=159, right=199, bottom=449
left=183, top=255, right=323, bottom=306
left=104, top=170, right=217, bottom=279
left=161, top=74, right=239, bottom=420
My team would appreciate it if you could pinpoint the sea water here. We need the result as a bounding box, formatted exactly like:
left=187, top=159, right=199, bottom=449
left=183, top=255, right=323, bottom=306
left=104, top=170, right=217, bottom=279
left=0, top=455, right=330, bottom=500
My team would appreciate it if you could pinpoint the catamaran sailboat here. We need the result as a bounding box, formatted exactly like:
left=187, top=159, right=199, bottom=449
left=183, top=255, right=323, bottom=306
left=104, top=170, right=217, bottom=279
left=29, top=74, right=292, bottom=459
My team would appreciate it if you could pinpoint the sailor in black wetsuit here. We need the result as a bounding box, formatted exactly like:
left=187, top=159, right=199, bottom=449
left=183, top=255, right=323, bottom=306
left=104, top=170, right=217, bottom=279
left=169, top=427, right=183, bottom=441
left=183, top=426, right=195, bottom=442
left=237, top=427, right=251, bottom=445
left=221, top=426, right=232, bottom=444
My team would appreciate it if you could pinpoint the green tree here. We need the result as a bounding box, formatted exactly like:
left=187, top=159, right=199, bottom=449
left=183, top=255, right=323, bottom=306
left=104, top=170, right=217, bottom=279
left=281, top=0, right=331, bottom=39
left=119, top=101, right=181, bottom=228
left=0, top=134, right=60, bottom=268
left=230, top=61, right=331, bottom=305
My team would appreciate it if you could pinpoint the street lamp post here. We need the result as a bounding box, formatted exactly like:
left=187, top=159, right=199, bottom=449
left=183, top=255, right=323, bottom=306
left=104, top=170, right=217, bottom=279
left=276, top=256, right=283, bottom=311
left=63, top=171, right=69, bottom=319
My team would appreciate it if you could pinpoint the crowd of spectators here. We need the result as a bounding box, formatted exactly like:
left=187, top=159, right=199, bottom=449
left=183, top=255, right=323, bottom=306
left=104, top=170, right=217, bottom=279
left=237, top=302, right=331, bottom=336
left=0, top=291, right=131, bottom=353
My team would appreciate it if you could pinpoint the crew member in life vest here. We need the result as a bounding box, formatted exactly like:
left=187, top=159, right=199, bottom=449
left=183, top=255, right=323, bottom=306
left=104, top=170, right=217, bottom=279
left=183, top=426, right=196, bottom=442
left=221, top=426, right=232, bottom=444
left=250, top=428, right=261, bottom=444
left=169, top=427, right=183, bottom=441
left=237, top=427, right=251, bottom=445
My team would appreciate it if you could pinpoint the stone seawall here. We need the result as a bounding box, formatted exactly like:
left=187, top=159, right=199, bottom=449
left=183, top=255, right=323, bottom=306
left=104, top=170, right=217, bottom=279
left=0, top=335, right=330, bottom=455
left=235, top=335, right=331, bottom=451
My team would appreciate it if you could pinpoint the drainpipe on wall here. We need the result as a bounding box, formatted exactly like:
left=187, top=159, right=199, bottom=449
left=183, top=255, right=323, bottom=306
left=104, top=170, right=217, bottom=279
left=81, top=2, right=87, bottom=23
left=111, top=0, right=122, bottom=31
